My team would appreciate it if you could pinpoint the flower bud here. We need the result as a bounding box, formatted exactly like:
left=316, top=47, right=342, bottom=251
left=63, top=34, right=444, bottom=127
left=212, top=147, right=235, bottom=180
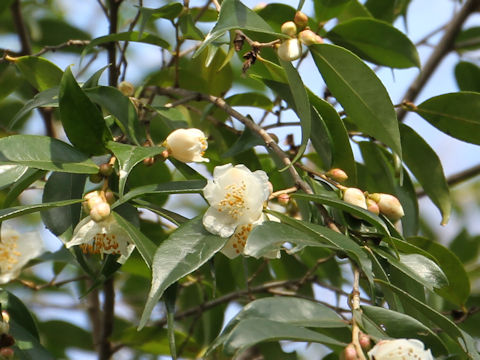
left=90, top=202, right=111, bottom=222
left=0, top=347, right=14, bottom=359
left=369, top=193, right=404, bottom=222
left=359, top=333, right=371, bottom=351
left=326, top=168, right=348, bottom=182
left=368, top=339, right=433, bottom=360
left=143, top=157, right=156, bottom=166
left=87, top=194, right=104, bottom=211
left=366, top=198, right=380, bottom=215
left=118, top=81, right=135, bottom=97
left=89, top=173, right=103, bottom=183
left=104, top=190, right=115, bottom=205
left=341, top=344, right=357, bottom=360
left=99, top=163, right=114, bottom=177
left=343, top=188, right=367, bottom=210
left=294, top=11, right=309, bottom=28
left=277, top=39, right=302, bottom=62
left=281, top=21, right=297, bottom=37
left=164, top=128, right=209, bottom=163
left=299, top=29, right=323, bottom=46
left=277, top=193, right=290, bottom=205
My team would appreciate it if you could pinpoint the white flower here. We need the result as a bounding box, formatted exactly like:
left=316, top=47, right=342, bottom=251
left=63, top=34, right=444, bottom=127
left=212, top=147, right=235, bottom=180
left=66, top=215, right=134, bottom=264
left=368, top=338, right=433, bottom=360
left=203, top=164, right=271, bottom=238
left=277, top=39, right=302, bottom=62
left=0, top=228, right=44, bottom=284
left=164, top=128, right=209, bottom=163
left=343, top=187, right=367, bottom=210
left=221, top=213, right=280, bottom=259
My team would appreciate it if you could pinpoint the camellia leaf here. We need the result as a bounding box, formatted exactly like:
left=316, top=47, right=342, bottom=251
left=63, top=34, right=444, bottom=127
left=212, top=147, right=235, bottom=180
left=194, top=0, right=283, bottom=56
left=139, top=217, right=228, bottom=329
left=310, top=44, right=401, bottom=157
left=139, top=3, right=184, bottom=35
left=106, top=141, right=167, bottom=197
left=415, top=92, right=480, bottom=145
left=326, top=18, right=420, bottom=68
left=0, top=164, right=28, bottom=190
left=0, top=135, right=99, bottom=174
left=400, top=124, right=450, bottom=225
left=454, top=61, right=480, bottom=92
left=0, top=199, right=83, bottom=222
left=225, top=92, right=273, bottom=110
left=9, top=55, right=63, bottom=91
left=59, top=67, right=112, bottom=155
left=3, top=168, right=46, bottom=207
left=9, top=87, right=59, bottom=129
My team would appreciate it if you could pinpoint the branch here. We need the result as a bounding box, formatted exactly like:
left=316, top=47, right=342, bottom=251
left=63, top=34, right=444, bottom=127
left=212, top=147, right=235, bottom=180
left=397, top=0, right=480, bottom=121
left=10, top=0, right=31, bottom=55
left=86, top=280, right=102, bottom=355
left=33, top=40, right=90, bottom=57
left=99, top=277, right=115, bottom=360
left=107, top=0, right=123, bottom=87
left=350, top=267, right=366, bottom=360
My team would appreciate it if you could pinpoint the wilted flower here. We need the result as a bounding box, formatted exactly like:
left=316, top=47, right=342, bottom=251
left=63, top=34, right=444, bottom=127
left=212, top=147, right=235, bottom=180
left=203, top=164, right=271, bottom=238
left=66, top=215, right=134, bottom=264
left=0, top=228, right=44, bottom=284
left=343, top=188, right=367, bottom=210
left=368, top=338, right=433, bottom=360
left=369, top=193, right=405, bottom=222
left=164, top=128, right=209, bottom=163
left=277, top=39, right=302, bottom=62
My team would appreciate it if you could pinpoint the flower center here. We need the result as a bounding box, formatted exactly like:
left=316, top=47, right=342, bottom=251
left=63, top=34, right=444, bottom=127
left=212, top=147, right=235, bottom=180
left=231, top=224, right=253, bottom=254
left=80, top=233, right=121, bottom=255
left=0, top=235, right=21, bottom=272
left=217, top=181, right=248, bottom=219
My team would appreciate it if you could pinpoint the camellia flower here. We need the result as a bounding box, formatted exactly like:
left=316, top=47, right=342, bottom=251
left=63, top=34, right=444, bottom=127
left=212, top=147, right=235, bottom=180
left=66, top=215, right=134, bottom=264
left=0, top=228, right=44, bottom=284
left=367, top=338, right=433, bottom=360
left=203, top=164, right=271, bottom=238
left=277, top=39, right=302, bottom=62
left=164, top=128, right=209, bottom=163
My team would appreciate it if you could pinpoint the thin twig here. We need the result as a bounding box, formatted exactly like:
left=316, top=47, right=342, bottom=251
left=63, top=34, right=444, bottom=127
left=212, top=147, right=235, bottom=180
left=350, top=268, right=366, bottom=360
left=107, top=0, right=123, bottom=87
left=10, top=0, right=31, bottom=55
left=33, top=40, right=91, bottom=56
left=99, top=277, right=115, bottom=360
left=86, top=279, right=102, bottom=355
left=119, top=0, right=143, bottom=81
left=18, top=275, right=88, bottom=290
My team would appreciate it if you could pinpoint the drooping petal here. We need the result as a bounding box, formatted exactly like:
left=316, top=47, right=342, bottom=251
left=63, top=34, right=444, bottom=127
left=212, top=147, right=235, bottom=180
left=367, top=338, right=433, bottom=360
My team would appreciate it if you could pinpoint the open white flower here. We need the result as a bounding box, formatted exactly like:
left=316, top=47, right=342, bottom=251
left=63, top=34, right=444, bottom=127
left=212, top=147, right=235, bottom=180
left=164, top=128, right=209, bottom=163
left=368, top=338, right=433, bottom=360
left=0, top=228, right=44, bottom=284
left=67, top=215, right=134, bottom=264
left=203, top=164, right=271, bottom=238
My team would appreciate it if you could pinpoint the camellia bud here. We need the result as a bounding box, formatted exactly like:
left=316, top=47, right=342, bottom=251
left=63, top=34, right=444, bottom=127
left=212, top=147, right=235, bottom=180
left=89, top=173, right=103, bottom=184
left=277, top=193, right=290, bottom=205
left=143, top=157, right=156, bottom=166
left=281, top=21, right=297, bottom=37
left=326, top=168, right=348, bottom=183
left=359, top=333, right=371, bottom=351
left=369, top=193, right=405, bottom=222
left=99, top=163, right=113, bottom=177
left=343, top=188, right=367, bottom=210
left=118, top=81, right=135, bottom=97
left=277, top=39, right=302, bottom=62
left=299, top=29, right=323, bottom=46
left=0, top=347, right=14, bottom=359
left=340, top=344, right=357, bottom=360
left=366, top=198, right=380, bottom=215
left=90, top=202, right=111, bottom=222
left=164, top=128, right=209, bottom=163
left=87, top=194, right=105, bottom=211
left=104, top=190, right=115, bottom=204
left=294, top=11, right=309, bottom=28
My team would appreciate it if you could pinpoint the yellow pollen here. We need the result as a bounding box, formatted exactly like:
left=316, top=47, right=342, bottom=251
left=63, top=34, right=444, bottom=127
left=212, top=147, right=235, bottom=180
left=0, top=236, right=21, bottom=272
left=81, top=233, right=122, bottom=255
left=217, top=181, right=248, bottom=219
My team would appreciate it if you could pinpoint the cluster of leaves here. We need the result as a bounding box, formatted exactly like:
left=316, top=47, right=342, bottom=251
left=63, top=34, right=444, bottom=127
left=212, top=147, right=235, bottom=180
left=0, top=0, right=480, bottom=359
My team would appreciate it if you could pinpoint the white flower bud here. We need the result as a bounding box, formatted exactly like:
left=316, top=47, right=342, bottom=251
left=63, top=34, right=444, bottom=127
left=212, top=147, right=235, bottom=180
left=277, top=39, right=302, bottom=62
left=343, top=188, right=367, bottom=210
left=164, top=128, right=209, bottom=163
left=341, top=344, right=357, bottom=360
left=281, top=21, right=297, bottom=37
left=294, top=11, right=309, bottom=28
left=368, top=339, right=433, bottom=360
left=369, top=193, right=405, bottom=222
left=90, top=202, right=111, bottom=222
left=118, top=81, right=135, bottom=97
left=326, top=168, right=348, bottom=182
left=299, top=29, right=323, bottom=46
left=366, top=198, right=380, bottom=215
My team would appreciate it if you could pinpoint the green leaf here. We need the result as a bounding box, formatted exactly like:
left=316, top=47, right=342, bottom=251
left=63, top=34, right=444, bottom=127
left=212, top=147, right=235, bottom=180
left=121, top=180, right=205, bottom=205
left=0, top=64, right=19, bottom=101
left=83, top=31, right=170, bottom=56
left=106, top=142, right=166, bottom=197
left=59, top=67, right=112, bottom=155
left=112, top=212, right=156, bottom=268
left=454, top=61, right=480, bottom=92
left=314, top=0, right=351, bottom=21
left=364, top=0, right=396, bottom=22
left=310, top=44, right=401, bottom=157
left=11, top=55, right=63, bottom=91
left=9, top=87, right=59, bottom=129
left=4, top=168, right=46, bottom=207
left=139, top=3, right=184, bottom=35
left=39, top=320, right=92, bottom=358
left=41, top=172, right=86, bottom=236
left=326, top=18, right=419, bottom=68
left=0, top=290, right=39, bottom=339
left=415, top=92, right=480, bottom=145
left=278, top=59, right=311, bottom=165
left=195, top=0, right=282, bottom=56
left=0, top=164, right=28, bottom=190
left=85, top=86, right=145, bottom=145
left=409, top=236, right=470, bottom=306
left=139, top=217, right=228, bottom=329
left=400, top=124, right=450, bottom=225
left=0, top=135, right=99, bottom=173
left=222, top=126, right=264, bottom=158
left=225, top=92, right=273, bottom=110
left=0, top=199, right=83, bottom=222
left=455, top=26, right=480, bottom=52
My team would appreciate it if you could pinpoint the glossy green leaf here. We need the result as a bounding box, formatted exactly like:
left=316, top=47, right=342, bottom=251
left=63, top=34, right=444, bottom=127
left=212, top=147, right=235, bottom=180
left=106, top=141, right=166, bottom=197
left=455, top=61, right=480, bottom=92
left=0, top=135, right=99, bottom=173
left=59, top=67, right=112, bottom=155
left=0, top=199, right=83, bottom=222
left=364, top=0, right=396, bottom=22
left=85, top=86, right=145, bottom=145
left=450, top=229, right=480, bottom=264
left=222, top=126, right=264, bottom=158
left=0, top=64, right=19, bottom=101
left=12, top=55, right=63, bottom=91
left=0, top=290, right=39, bottom=339
left=179, top=13, right=204, bottom=40
left=310, top=44, right=401, bottom=157
left=83, top=31, right=170, bottom=56
left=3, top=168, right=46, bottom=207
left=455, top=26, right=480, bottom=52
left=39, top=320, right=92, bottom=358
left=0, top=164, right=28, bottom=190
left=410, top=236, right=470, bottom=306
left=415, top=92, right=480, bottom=145
left=36, top=18, right=90, bottom=51
left=400, top=124, right=450, bottom=224
left=326, top=18, right=419, bottom=68
left=139, top=3, right=184, bottom=35
left=195, top=0, right=282, bottom=56
left=139, top=217, right=228, bottom=329
left=41, top=172, right=86, bottom=236
left=9, top=87, right=59, bottom=128
left=314, top=0, right=351, bottom=21
left=225, top=92, right=273, bottom=110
